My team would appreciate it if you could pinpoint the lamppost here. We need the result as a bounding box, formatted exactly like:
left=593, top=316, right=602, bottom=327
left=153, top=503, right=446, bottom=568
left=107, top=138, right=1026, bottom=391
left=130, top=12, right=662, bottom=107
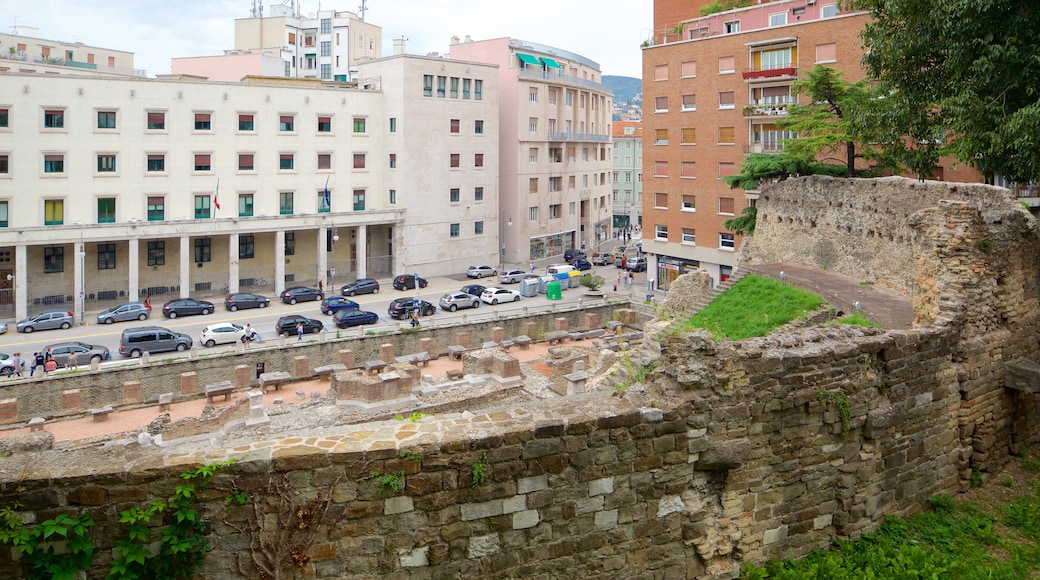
left=77, top=238, right=86, bottom=326
left=330, top=229, right=339, bottom=290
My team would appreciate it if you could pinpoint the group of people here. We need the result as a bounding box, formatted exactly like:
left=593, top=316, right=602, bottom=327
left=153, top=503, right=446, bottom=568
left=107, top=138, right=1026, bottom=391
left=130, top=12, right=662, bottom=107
left=242, top=323, right=264, bottom=346
left=5, top=348, right=82, bottom=378
left=614, top=270, right=636, bottom=292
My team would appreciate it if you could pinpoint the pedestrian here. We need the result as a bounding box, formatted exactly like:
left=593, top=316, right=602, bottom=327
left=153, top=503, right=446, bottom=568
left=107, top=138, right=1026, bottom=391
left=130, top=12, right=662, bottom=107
left=296, top=321, right=304, bottom=341
left=410, top=310, right=420, bottom=328
left=144, top=294, right=152, bottom=313
left=613, top=281, right=618, bottom=292
left=629, top=271, right=635, bottom=286
left=617, top=272, right=622, bottom=285
left=44, top=356, right=57, bottom=373
left=31, top=352, right=44, bottom=377
left=67, top=350, right=78, bottom=370
left=530, top=262, right=535, bottom=274
left=11, top=352, right=23, bottom=378
left=318, top=279, right=324, bottom=293
left=621, top=256, right=627, bottom=269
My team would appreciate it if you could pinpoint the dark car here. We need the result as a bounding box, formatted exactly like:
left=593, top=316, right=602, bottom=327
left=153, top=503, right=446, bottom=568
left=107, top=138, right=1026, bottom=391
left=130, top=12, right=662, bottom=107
left=573, top=258, right=593, bottom=271
left=392, top=274, right=428, bottom=291
left=388, top=297, right=436, bottom=320
left=281, top=286, right=324, bottom=304
left=46, top=341, right=111, bottom=366
left=224, top=292, right=270, bottom=311
left=320, top=296, right=360, bottom=315
left=274, top=315, right=324, bottom=337
left=332, top=309, right=379, bottom=328
left=161, top=298, right=214, bottom=319
left=340, top=278, right=380, bottom=296
left=461, top=284, right=486, bottom=297
left=564, top=249, right=586, bottom=264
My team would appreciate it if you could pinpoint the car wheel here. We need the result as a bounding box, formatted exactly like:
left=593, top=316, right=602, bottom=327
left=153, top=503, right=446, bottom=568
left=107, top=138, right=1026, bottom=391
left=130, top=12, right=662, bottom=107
left=60, top=322, right=71, bottom=330
left=176, top=343, right=188, bottom=352
left=513, top=296, right=520, bottom=302
left=290, top=298, right=298, bottom=305
left=130, top=349, right=142, bottom=358
left=347, top=290, right=356, bottom=296
left=138, top=313, right=148, bottom=321
left=229, top=305, right=239, bottom=312
left=280, top=332, right=289, bottom=338
left=372, top=288, right=379, bottom=294
left=421, top=281, right=428, bottom=288
left=169, top=312, right=178, bottom=319
left=311, top=326, right=321, bottom=334
left=90, top=355, right=102, bottom=364
left=203, top=308, right=212, bottom=315
left=492, top=299, right=499, bottom=305
left=205, top=339, right=216, bottom=348
left=472, top=301, right=479, bottom=308
left=258, top=302, right=267, bottom=308
left=104, top=318, right=115, bottom=325
left=449, top=304, right=457, bottom=312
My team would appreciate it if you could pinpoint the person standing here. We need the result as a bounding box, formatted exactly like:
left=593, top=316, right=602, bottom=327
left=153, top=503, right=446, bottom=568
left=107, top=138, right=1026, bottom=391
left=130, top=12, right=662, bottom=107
left=410, top=309, right=420, bottom=328
left=11, top=353, right=23, bottom=378
left=31, top=352, right=45, bottom=377
left=530, top=262, right=535, bottom=274
left=67, top=350, right=78, bottom=370
left=144, top=295, right=152, bottom=313
left=296, top=321, right=304, bottom=341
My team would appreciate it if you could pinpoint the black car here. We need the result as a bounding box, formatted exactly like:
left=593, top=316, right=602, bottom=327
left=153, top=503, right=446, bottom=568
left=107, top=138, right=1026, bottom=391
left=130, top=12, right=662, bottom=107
left=388, top=297, right=436, bottom=320
left=392, top=274, right=428, bottom=291
left=332, top=309, right=379, bottom=328
left=564, top=249, right=587, bottom=264
left=281, top=286, right=324, bottom=304
left=340, top=278, right=380, bottom=296
left=161, top=298, right=215, bottom=319
left=274, top=315, right=324, bottom=337
left=461, top=284, right=486, bottom=297
left=224, top=292, right=270, bottom=311
left=573, top=258, right=593, bottom=271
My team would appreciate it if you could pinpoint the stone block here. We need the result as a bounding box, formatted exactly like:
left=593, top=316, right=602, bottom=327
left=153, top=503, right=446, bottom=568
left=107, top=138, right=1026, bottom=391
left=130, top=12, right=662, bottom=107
left=467, top=534, right=500, bottom=559
left=460, top=499, right=503, bottom=521
left=233, top=364, right=251, bottom=387
left=588, top=477, right=614, bottom=497
left=379, top=343, right=395, bottom=363
left=180, top=371, right=197, bottom=395
left=419, top=337, right=434, bottom=356
left=517, top=475, right=548, bottom=495
left=512, top=510, right=539, bottom=530
left=456, top=332, right=471, bottom=349
left=339, top=349, right=355, bottom=369
left=62, top=389, right=81, bottom=412
left=554, top=317, right=569, bottom=331
left=595, top=509, right=619, bottom=529
left=292, top=355, right=309, bottom=377
left=0, top=399, right=17, bottom=423
left=122, top=380, right=142, bottom=404
left=491, top=326, right=505, bottom=343
left=583, top=312, right=599, bottom=328
left=399, top=546, right=429, bottom=568
left=523, top=321, right=537, bottom=339
left=492, top=354, right=520, bottom=379
left=384, top=496, right=414, bottom=515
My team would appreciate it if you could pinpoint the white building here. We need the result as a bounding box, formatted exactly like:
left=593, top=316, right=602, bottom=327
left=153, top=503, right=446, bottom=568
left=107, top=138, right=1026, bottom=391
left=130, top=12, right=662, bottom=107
left=0, top=27, right=141, bottom=77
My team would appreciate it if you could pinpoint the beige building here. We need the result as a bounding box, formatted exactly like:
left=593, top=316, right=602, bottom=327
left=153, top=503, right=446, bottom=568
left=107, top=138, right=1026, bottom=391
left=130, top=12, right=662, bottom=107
left=449, top=37, right=613, bottom=265
left=0, top=26, right=140, bottom=77
left=612, top=121, right=643, bottom=233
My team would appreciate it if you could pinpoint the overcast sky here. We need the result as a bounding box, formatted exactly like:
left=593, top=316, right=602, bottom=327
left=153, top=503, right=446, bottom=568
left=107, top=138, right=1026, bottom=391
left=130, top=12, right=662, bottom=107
left=4, top=0, right=651, bottom=78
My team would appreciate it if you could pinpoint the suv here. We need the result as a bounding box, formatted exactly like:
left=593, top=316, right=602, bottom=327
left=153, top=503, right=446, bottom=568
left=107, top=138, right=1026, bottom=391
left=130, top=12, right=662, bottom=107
left=439, top=291, right=480, bottom=312
left=97, top=302, right=150, bottom=325
left=624, top=256, right=648, bottom=272
left=590, top=253, right=612, bottom=266
left=393, top=274, right=428, bottom=291
left=340, top=278, right=380, bottom=296
left=16, top=310, right=74, bottom=333
left=388, top=297, right=436, bottom=320
left=119, top=326, right=192, bottom=358
left=498, top=269, right=528, bottom=284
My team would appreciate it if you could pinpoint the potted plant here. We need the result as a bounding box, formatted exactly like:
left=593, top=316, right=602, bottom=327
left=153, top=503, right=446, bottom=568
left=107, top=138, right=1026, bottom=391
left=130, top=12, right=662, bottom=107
left=580, top=273, right=605, bottom=297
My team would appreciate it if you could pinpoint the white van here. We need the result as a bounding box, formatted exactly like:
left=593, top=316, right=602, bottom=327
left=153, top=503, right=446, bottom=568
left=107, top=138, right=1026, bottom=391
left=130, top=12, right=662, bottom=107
left=545, top=264, right=577, bottom=276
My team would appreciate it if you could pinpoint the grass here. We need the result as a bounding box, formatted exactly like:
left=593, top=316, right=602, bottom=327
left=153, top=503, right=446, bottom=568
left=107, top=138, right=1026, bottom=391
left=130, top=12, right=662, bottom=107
left=829, top=312, right=882, bottom=328
left=672, top=275, right=825, bottom=340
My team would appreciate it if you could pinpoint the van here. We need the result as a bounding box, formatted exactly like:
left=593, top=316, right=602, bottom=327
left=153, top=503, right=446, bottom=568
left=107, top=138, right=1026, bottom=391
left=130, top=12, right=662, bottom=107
left=119, top=326, right=193, bottom=358
left=545, top=264, right=577, bottom=277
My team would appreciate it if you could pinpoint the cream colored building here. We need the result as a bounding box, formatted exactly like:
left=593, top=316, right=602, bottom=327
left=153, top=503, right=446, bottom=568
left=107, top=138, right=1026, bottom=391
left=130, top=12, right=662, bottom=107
left=0, top=27, right=140, bottom=77
left=449, top=37, right=613, bottom=265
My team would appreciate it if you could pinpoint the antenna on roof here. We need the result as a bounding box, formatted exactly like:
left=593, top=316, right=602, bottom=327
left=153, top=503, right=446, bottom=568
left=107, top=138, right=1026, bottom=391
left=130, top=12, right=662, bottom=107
left=358, top=0, right=368, bottom=20
left=250, top=0, right=263, bottom=17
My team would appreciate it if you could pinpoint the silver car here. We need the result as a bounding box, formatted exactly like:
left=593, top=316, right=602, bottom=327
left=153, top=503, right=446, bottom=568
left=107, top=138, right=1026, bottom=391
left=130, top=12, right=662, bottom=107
left=97, top=302, right=150, bottom=325
left=45, top=341, right=111, bottom=366
left=439, top=291, right=480, bottom=312
left=16, top=310, right=74, bottom=333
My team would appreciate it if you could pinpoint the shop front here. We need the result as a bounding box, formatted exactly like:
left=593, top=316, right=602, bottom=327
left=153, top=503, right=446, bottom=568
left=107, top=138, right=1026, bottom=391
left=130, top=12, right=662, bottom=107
left=656, top=256, right=701, bottom=291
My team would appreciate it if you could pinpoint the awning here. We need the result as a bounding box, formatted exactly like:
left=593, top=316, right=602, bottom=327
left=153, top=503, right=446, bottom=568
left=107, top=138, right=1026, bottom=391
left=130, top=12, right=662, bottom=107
left=516, top=53, right=541, bottom=66
left=541, top=57, right=561, bottom=69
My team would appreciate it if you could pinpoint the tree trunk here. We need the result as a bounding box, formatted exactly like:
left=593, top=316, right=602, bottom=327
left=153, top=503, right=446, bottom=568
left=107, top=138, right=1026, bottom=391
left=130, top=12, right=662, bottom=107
left=846, top=141, right=856, bottom=177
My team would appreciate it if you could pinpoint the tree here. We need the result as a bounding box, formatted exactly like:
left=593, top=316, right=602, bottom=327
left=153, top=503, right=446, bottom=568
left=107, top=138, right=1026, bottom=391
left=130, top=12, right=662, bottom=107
left=722, top=153, right=847, bottom=191
left=723, top=206, right=757, bottom=236
left=847, top=0, right=1040, bottom=183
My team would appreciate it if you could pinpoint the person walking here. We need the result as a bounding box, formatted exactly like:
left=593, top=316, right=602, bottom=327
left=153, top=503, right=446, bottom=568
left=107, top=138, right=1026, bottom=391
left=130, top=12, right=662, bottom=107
left=144, top=295, right=152, bottom=313
left=530, top=262, right=535, bottom=274
left=296, top=322, right=304, bottom=341
left=410, top=309, right=420, bottom=328
left=11, top=353, right=23, bottom=378
left=67, top=350, right=78, bottom=370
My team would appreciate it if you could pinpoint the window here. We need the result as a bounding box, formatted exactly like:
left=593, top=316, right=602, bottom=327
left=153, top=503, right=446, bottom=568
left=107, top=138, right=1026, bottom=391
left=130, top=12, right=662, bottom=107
left=719, top=56, right=735, bottom=74
left=450, top=153, right=460, bottom=168
left=450, top=77, right=459, bottom=98
left=388, top=153, right=397, bottom=168
left=97, top=154, right=117, bottom=173
left=450, top=119, right=460, bottom=133
left=474, top=119, right=484, bottom=134
left=389, top=190, right=397, bottom=204
left=760, top=48, right=792, bottom=70
left=529, top=117, right=538, bottom=133
left=655, top=225, right=668, bottom=240
left=549, top=177, right=562, bottom=192
left=654, top=161, right=668, bottom=177
left=238, top=114, right=254, bottom=131
left=681, top=61, right=696, bottom=77
left=194, top=113, right=211, bottom=130
left=463, top=78, right=472, bottom=99
left=0, top=154, right=7, bottom=175
left=194, top=154, right=212, bottom=171
left=43, top=154, right=64, bottom=174
left=97, top=198, right=116, bottom=223
left=720, top=232, right=736, bottom=249
left=239, top=194, right=254, bottom=217
left=437, top=76, right=446, bottom=98
left=279, top=153, right=295, bottom=171
left=654, top=129, right=668, bottom=145
left=194, top=238, right=211, bottom=263
left=194, top=195, right=211, bottom=219
left=147, top=111, right=165, bottom=130
left=284, top=232, right=295, bottom=256
left=318, top=116, right=332, bottom=132
left=682, top=228, right=696, bottom=244
left=529, top=178, right=539, bottom=193
left=352, top=189, right=365, bottom=211
left=529, top=88, right=538, bottom=102
left=142, top=154, right=163, bottom=173
left=474, top=186, right=484, bottom=201
left=147, top=196, right=164, bottom=221
left=279, top=115, right=294, bottom=132
left=724, top=20, right=740, bottom=34
left=44, top=200, right=64, bottom=225
left=97, top=243, right=116, bottom=270
left=423, top=74, right=433, bottom=97
left=682, top=195, right=696, bottom=211
left=44, top=247, right=64, bottom=273
left=474, top=153, right=484, bottom=167
left=719, top=162, right=737, bottom=178
left=279, top=192, right=294, bottom=215
left=0, top=108, right=8, bottom=128
left=474, top=79, right=483, bottom=100
left=147, top=241, right=165, bottom=266
left=769, top=12, right=788, bottom=26
left=239, top=235, right=255, bottom=259
left=654, top=64, right=668, bottom=81
left=719, top=92, right=735, bottom=109
left=97, top=111, right=116, bottom=129
left=474, top=221, right=484, bottom=235
left=238, top=153, right=254, bottom=171
left=681, top=162, right=696, bottom=178
left=450, top=223, right=460, bottom=238
left=529, top=206, right=538, bottom=221
left=450, top=188, right=460, bottom=203
left=353, top=154, right=366, bottom=169
left=816, top=43, right=837, bottom=63
left=655, top=96, right=668, bottom=112
left=549, top=204, right=561, bottom=219
left=822, top=3, right=840, bottom=18
left=529, top=148, right=538, bottom=163
left=320, top=40, right=331, bottom=56
left=320, top=17, right=332, bottom=33
left=44, top=109, right=64, bottom=129
left=719, top=197, right=735, bottom=215
left=718, top=126, right=735, bottom=144
left=353, top=117, right=366, bottom=133
left=681, top=128, right=697, bottom=144
left=654, top=193, right=668, bottom=208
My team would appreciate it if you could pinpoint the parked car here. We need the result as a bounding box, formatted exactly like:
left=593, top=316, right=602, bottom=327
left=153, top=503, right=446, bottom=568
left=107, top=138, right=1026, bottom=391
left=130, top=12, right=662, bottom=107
left=320, top=296, right=360, bottom=315
left=275, top=315, right=324, bottom=337
left=388, top=297, right=436, bottom=320
left=393, top=274, right=428, bottom=291
left=16, top=310, right=74, bottom=333
left=281, top=286, right=324, bottom=304
left=0, top=353, right=22, bottom=376
left=340, top=278, right=380, bottom=296
left=161, top=298, right=215, bottom=319
left=590, top=252, right=613, bottom=266
left=224, top=292, right=270, bottom=311
left=118, top=326, right=192, bottom=358
left=466, top=265, right=498, bottom=279
left=46, top=341, right=111, bottom=366
left=439, top=291, right=480, bottom=312
left=624, top=256, right=648, bottom=272
left=96, top=302, right=150, bottom=324
left=332, top=309, right=379, bottom=328
left=498, top=269, right=528, bottom=284
left=0, top=321, right=7, bottom=334
left=461, top=284, right=486, bottom=297
left=200, top=322, right=246, bottom=348
left=573, top=258, right=593, bottom=271
left=480, top=287, right=522, bottom=305
left=564, top=249, right=587, bottom=264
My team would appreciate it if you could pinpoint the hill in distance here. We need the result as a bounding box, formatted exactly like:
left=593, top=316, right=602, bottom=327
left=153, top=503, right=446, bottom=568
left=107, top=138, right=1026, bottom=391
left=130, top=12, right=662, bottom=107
left=604, top=75, right=641, bottom=104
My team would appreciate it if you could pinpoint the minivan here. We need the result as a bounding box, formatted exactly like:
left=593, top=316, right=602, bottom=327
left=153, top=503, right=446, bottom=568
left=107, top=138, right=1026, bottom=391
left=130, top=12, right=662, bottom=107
left=545, top=264, right=577, bottom=277
left=119, top=326, right=193, bottom=358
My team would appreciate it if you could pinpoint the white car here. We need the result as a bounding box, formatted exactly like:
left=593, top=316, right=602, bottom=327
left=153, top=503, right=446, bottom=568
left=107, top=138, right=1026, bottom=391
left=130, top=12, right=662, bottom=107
left=498, top=269, right=528, bottom=284
left=480, top=287, right=522, bottom=305
left=200, top=322, right=246, bottom=348
left=466, top=265, right=498, bottom=279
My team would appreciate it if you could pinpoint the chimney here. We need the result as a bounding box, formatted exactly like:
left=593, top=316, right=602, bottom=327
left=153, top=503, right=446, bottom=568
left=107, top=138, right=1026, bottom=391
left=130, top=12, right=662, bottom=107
left=393, top=38, right=407, bottom=55
left=451, top=36, right=460, bottom=45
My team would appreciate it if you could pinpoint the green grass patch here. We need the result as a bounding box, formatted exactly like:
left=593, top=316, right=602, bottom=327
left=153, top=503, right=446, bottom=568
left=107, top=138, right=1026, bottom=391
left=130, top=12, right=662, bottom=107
left=830, top=312, right=882, bottom=328
left=672, top=275, right=825, bottom=340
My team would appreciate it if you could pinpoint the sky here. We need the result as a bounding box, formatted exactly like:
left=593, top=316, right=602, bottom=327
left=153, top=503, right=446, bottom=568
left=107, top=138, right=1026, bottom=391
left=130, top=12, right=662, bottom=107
left=4, top=0, right=651, bottom=79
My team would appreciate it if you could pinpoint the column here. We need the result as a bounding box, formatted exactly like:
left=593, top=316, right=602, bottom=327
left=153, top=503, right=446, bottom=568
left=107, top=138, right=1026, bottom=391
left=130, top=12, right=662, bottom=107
left=127, top=238, right=139, bottom=300
left=356, top=225, right=367, bottom=279
left=317, top=226, right=328, bottom=289
left=74, top=240, right=84, bottom=326
left=14, top=244, right=26, bottom=320
left=274, top=230, right=285, bottom=295
left=179, top=235, right=190, bottom=298
left=228, top=232, right=240, bottom=294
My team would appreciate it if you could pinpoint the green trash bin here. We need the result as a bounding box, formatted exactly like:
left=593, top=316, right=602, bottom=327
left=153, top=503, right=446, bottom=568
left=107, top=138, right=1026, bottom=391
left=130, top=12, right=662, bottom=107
left=546, top=280, right=562, bottom=300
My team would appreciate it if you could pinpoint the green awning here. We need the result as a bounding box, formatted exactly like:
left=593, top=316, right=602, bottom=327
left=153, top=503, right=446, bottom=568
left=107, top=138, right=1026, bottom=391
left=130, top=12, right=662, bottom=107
left=517, top=53, right=541, bottom=66
left=541, top=57, right=561, bottom=69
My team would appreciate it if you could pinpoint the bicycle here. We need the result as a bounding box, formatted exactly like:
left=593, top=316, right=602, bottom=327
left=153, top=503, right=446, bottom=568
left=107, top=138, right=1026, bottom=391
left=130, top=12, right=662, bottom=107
left=220, top=283, right=230, bottom=295
left=253, top=276, right=268, bottom=288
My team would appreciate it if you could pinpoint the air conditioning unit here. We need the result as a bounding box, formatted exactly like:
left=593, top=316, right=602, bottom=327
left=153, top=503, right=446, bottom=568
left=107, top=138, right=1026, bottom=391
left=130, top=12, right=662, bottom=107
left=806, top=0, right=816, bottom=4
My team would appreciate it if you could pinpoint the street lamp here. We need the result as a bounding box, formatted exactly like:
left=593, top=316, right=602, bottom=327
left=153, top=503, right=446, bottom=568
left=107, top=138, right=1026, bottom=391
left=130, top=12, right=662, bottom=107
left=77, top=241, right=86, bottom=326
left=330, top=229, right=339, bottom=290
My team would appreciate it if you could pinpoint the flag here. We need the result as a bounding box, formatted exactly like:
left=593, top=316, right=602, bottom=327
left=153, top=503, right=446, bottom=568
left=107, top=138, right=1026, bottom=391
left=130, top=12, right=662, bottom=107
left=213, top=179, right=221, bottom=211
left=323, top=176, right=331, bottom=210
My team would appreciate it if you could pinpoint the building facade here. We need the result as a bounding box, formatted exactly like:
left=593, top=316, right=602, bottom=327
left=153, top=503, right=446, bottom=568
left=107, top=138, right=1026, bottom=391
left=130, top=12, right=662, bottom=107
left=0, top=27, right=140, bottom=77
left=449, top=37, right=614, bottom=266
left=611, top=121, right=643, bottom=233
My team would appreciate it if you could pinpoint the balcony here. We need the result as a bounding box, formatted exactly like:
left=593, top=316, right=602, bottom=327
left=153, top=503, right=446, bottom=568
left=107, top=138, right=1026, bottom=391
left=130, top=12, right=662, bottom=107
left=743, top=141, right=786, bottom=154
left=742, top=97, right=797, bottom=118
left=548, top=132, right=611, bottom=143
left=742, top=66, right=797, bottom=81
